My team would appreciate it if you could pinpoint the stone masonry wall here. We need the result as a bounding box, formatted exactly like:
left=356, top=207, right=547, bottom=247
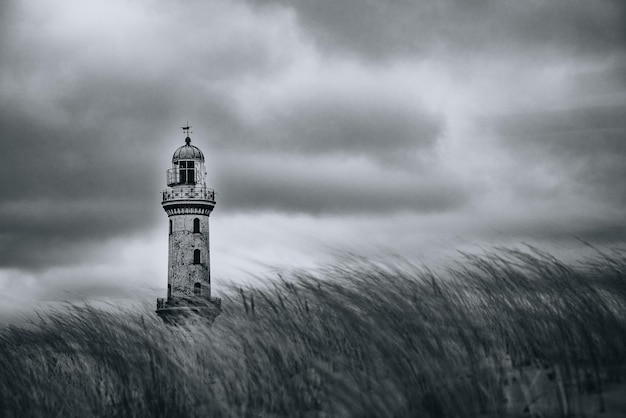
left=168, top=213, right=211, bottom=299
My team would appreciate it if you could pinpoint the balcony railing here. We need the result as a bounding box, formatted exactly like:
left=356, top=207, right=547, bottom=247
left=167, top=167, right=202, bottom=186
left=162, top=186, right=215, bottom=202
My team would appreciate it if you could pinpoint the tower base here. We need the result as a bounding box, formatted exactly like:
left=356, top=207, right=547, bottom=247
left=156, top=297, right=222, bottom=325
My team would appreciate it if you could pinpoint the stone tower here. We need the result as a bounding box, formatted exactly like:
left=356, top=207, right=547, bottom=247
left=156, top=129, right=221, bottom=322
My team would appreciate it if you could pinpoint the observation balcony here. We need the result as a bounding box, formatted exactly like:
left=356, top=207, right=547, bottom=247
left=162, top=186, right=215, bottom=203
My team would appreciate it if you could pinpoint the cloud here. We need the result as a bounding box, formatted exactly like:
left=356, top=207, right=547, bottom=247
left=247, top=0, right=626, bottom=61
left=225, top=87, right=443, bottom=161
left=488, top=102, right=626, bottom=206
left=213, top=151, right=468, bottom=214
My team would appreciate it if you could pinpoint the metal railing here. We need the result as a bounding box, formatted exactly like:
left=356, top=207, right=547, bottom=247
left=162, top=186, right=215, bottom=202
left=166, top=167, right=203, bottom=186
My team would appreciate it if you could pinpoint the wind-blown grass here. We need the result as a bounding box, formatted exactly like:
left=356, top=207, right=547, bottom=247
left=1, top=247, right=625, bottom=417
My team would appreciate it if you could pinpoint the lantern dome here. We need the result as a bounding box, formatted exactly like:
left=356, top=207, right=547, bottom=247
left=172, top=137, right=204, bottom=162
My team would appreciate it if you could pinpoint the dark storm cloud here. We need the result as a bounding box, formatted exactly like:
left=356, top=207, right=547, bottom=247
left=274, top=102, right=441, bottom=158
left=0, top=105, right=167, bottom=268
left=213, top=152, right=468, bottom=214
left=489, top=103, right=626, bottom=205
left=219, top=96, right=443, bottom=161
left=249, top=0, right=626, bottom=60
left=569, top=66, right=626, bottom=98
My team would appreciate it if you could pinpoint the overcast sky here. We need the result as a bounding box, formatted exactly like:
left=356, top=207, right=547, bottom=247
left=1, top=0, right=625, bottom=311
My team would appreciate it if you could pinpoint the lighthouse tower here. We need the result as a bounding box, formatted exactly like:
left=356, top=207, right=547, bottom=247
left=156, top=127, right=221, bottom=321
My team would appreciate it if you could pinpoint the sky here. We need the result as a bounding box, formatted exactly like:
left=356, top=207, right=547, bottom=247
left=1, top=0, right=625, bottom=312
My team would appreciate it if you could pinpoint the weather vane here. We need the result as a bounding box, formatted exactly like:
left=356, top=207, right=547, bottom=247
left=181, top=121, right=193, bottom=138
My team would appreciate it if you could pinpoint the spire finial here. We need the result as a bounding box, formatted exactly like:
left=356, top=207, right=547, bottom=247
left=181, top=121, right=193, bottom=143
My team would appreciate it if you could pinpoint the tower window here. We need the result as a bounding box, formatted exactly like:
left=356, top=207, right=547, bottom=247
left=193, top=218, right=200, bottom=233
left=169, top=220, right=172, bottom=235
left=193, top=249, right=201, bottom=264
left=178, top=161, right=195, bottom=184
left=167, top=284, right=172, bottom=299
left=194, top=282, right=201, bottom=296
left=187, top=162, right=195, bottom=183
left=179, top=161, right=187, bottom=183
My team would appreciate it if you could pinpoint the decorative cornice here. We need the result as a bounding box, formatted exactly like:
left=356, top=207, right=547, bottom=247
left=162, top=201, right=215, bottom=216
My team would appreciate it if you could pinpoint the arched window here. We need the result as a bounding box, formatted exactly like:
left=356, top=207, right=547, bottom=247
left=194, top=282, right=201, bottom=296
left=193, top=249, right=201, bottom=264
left=193, top=218, right=200, bottom=233
left=167, top=284, right=172, bottom=299
left=169, top=220, right=172, bottom=235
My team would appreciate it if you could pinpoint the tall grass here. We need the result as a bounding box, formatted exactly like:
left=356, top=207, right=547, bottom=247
left=1, top=247, right=625, bottom=417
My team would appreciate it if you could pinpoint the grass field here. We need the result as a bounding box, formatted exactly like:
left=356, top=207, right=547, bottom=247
left=1, top=246, right=625, bottom=417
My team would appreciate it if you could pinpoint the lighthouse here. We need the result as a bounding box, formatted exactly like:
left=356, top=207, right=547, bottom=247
left=156, top=127, right=221, bottom=322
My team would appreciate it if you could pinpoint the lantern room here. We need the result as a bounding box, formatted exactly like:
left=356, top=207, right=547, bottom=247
left=167, top=137, right=207, bottom=187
